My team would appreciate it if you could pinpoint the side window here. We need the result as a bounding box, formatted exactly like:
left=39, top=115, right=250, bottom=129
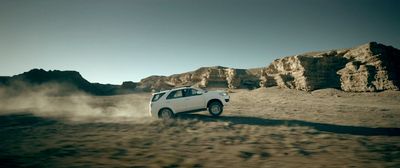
left=166, top=90, right=184, bottom=99
left=186, top=88, right=199, bottom=97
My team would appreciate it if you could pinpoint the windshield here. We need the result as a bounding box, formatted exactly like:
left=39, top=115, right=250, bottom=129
left=151, top=92, right=166, bottom=102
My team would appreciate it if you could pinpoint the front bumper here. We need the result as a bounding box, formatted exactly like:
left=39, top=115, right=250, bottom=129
left=223, top=95, right=230, bottom=105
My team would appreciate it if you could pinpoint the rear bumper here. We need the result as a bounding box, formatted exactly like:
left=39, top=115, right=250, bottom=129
left=150, top=108, right=158, bottom=118
left=149, top=103, right=159, bottom=117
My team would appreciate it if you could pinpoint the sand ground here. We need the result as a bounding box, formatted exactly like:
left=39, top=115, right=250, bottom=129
left=1, top=87, right=399, bottom=167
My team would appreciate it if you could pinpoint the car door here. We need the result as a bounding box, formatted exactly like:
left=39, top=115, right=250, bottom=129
left=165, top=89, right=186, bottom=112
left=184, top=88, right=206, bottom=111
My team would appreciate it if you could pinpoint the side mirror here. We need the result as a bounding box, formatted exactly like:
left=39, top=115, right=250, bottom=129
left=196, top=90, right=204, bottom=95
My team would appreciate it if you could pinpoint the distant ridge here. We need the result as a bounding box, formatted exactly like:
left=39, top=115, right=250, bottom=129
left=0, top=69, right=137, bottom=95
left=1, top=42, right=399, bottom=94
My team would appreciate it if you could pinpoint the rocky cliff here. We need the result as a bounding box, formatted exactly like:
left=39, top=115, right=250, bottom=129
left=260, top=42, right=400, bottom=91
left=137, top=66, right=262, bottom=91
left=1, top=42, right=398, bottom=93
left=138, top=42, right=399, bottom=92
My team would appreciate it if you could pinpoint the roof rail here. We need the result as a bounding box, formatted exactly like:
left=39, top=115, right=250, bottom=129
left=153, top=85, right=193, bottom=93
left=174, top=85, right=191, bottom=88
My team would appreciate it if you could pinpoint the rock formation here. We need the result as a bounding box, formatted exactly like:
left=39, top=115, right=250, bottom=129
left=260, top=42, right=400, bottom=91
left=137, top=66, right=262, bottom=91
left=121, top=81, right=138, bottom=89
left=1, top=42, right=398, bottom=93
left=0, top=69, right=137, bottom=95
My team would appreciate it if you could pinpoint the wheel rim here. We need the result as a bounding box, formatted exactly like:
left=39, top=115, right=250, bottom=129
left=210, top=104, right=221, bottom=114
left=160, top=109, right=172, bottom=118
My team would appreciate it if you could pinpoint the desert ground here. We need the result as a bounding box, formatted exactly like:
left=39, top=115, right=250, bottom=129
left=1, top=87, right=400, bottom=167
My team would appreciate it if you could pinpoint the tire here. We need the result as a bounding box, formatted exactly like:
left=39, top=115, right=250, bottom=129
left=208, top=101, right=223, bottom=117
left=158, top=108, right=174, bottom=119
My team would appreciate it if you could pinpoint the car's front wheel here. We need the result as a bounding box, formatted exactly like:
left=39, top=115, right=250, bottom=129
left=159, top=108, right=174, bottom=119
left=208, top=101, right=223, bottom=117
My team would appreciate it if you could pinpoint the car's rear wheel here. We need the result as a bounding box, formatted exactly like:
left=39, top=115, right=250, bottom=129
left=208, top=101, right=223, bottom=117
left=159, top=108, right=174, bottom=119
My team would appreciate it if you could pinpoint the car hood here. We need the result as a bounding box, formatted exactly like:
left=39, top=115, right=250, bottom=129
left=205, top=90, right=227, bottom=95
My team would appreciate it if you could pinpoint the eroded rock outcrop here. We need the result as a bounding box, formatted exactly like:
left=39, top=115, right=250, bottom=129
left=260, top=42, right=400, bottom=91
left=2, top=42, right=397, bottom=93
left=137, top=66, right=262, bottom=91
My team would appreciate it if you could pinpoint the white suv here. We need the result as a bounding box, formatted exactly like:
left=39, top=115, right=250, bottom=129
left=149, top=86, right=230, bottom=118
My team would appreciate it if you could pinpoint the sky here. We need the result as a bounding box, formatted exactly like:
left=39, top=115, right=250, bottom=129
left=1, top=0, right=399, bottom=84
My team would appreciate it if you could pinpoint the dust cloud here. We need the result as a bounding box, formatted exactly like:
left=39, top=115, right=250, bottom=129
left=0, top=82, right=152, bottom=123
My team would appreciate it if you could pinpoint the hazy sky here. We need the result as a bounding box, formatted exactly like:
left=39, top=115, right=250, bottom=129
left=1, top=0, right=399, bottom=84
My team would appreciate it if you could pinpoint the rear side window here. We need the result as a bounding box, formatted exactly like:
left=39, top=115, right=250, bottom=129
left=152, top=93, right=165, bottom=102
